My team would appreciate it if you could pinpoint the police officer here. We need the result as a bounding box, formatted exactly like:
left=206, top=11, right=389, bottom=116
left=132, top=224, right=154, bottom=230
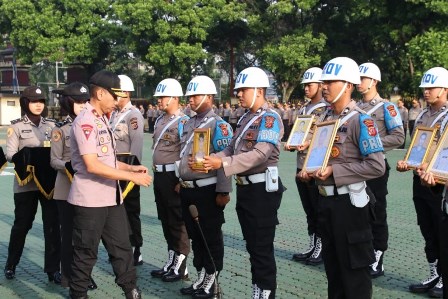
left=110, top=75, right=145, bottom=266
left=357, top=62, right=405, bottom=277
left=67, top=70, right=152, bottom=299
left=178, top=75, right=232, bottom=299
left=204, top=67, right=285, bottom=299
left=298, top=57, right=385, bottom=299
left=4, top=86, right=62, bottom=283
left=419, top=113, right=448, bottom=299
left=289, top=67, right=328, bottom=265
left=50, top=82, right=98, bottom=289
left=397, top=67, right=448, bottom=297
left=150, top=78, right=191, bottom=282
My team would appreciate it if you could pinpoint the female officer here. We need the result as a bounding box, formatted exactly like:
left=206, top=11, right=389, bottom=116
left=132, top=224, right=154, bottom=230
left=4, top=86, right=61, bottom=283
left=50, top=82, right=96, bottom=289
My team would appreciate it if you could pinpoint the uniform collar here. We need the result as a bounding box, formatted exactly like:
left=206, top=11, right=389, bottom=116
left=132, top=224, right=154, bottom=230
left=118, top=101, right=133, bottom=113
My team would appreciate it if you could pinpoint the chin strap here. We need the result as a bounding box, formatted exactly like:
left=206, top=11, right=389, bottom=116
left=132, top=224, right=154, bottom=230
left=361, top=78, right=374, bottom=94
left=249, top=87, right=257, bottom=109
left=193, top=95, right=207, bottom=112
left=331, top=82, right=348, bottom=104
left=164, top=97, right=173, bottom=111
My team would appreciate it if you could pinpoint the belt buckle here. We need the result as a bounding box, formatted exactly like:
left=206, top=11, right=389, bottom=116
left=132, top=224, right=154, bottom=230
left=152, top=165, right=157, bottom=172
left=318, top=185, right=327, bottom=197
left=180, top=181, right=188, bottom=188
left=235, top=176, right=244, bottom=185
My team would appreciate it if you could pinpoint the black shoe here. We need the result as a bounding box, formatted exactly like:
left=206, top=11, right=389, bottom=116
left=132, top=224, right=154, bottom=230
left=409, top=278, right=439, bottom=293
left=4, top=265, right=15, bottom=280
left=48, top=271, right=62, bottom=284
left=428, top=279, right=443, bottom=298
left=162, top=268, right=188, bottom=282
left=88, top=276, right=97, bottom=290
left=124, top=288, right=141, bottom=299
left=292, top=234, right=315, bottom=262
left=180, top=285, right=199, bottom=295
left=306, top=253, right=323, bottom=265
left=151, top=268, right=169, bottom=278
left=192, top=286, right=215, bottom=299
left=133, top=247, right=143, bottom=266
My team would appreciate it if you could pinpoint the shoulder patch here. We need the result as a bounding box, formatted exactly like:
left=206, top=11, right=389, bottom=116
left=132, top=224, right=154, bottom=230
left=359, top=114, right=384, bottom=156
left=257, top=112, right=281, bottom=145
left=213, top=120, right=233, bottom=152
left=383, top=102, right=402, bottom=130
left=52, top=129, right=62, bottom=142
left=7, top=127, right=14, bottom=138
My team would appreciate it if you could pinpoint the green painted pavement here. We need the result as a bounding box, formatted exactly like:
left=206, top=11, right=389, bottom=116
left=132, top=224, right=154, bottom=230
left=0, top=127, right=430, bottom=298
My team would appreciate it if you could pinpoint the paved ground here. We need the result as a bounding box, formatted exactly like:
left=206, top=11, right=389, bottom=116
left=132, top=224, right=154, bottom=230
left=0, top=126, right=433, bottom=298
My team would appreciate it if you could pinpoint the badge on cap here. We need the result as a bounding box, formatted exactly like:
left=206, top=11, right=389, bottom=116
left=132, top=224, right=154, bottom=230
left=36, top=88, right=42, bottom=94
left=80, top=87, right=87, bottom=93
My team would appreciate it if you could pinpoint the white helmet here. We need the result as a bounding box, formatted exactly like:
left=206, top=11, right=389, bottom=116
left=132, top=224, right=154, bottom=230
left=419, top=67, right=448, bottom=88
left=154, top=78, right=183, bottom=97
left=118, top=75, right=135, bottom=91
left=359, top=62, right=381, bottom=81
left=234, top=67, right=270, bottom=90
left=301, top=67, right=323, bottom=84
left=320, top=57, right=361, bottom=84
left=185, top=75, right=217, bottom=96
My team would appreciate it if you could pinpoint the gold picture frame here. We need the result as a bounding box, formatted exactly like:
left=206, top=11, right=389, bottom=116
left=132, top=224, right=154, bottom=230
left=192, top=128, right=210, bottom=172
left=427, top=127, right=448, bottom=183
left=303, top=120, right=339, bottom=173
left=286, top=115, right=314, bottom=147
left=404, top=126, right=436, bottom=169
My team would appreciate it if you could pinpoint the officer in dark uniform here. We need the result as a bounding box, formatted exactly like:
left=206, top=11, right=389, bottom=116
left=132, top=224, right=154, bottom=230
left=205, top=67, right=284, bottom=299
left=110, top=75, right=145, bottom=266
left=288, top=67, right=328, bottom=265
left=178, top=75, right=233, bottom=299
left=299, top=57, right=385, bottom=299
left=150, top=78, right=190, bottom=282
left=4, top=86, right=61, bottom=283
left=50, top=82, right=96, bottom=289
left=357, top=62, right=405, bottom=277
left=67, top=70, right=152, bottom=299
left=397, top=67, right=448, bottom=297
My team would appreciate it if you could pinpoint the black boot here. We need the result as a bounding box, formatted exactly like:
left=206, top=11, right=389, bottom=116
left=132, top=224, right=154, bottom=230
left=306, top=236, right=323, bottom=265
left=163, top=253, right=188, bottom=282
left=370, top=250, right=385, bottom=278
left=4, top=265, right=15, bottom=280
left=428, top=277, right=443, bottom=298
left=409, top=260, right=440, bottom=293
left=151, top=249, right=175, bottom=278
left=180, top=268, right=206, bottom=295
left=192, top=272, right=216, bottom=299
left=292, top=234, right=315, bottom=262
left=133, top=247, right=143, bottom=266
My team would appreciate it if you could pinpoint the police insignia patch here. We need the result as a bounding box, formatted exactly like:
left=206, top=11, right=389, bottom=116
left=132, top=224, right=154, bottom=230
left=219, top=123, right=229, bottom=136
left=387, top=105, right=397, bottom=117
left=246, top=141, right=253, bottom=149
left=52, top=131, right=61, bottom=142
left=264, top=116, right=275, bottom=128
left=363, top=119, right=377, bottom=136
left=330, top=146, right=340, bottom=158
left=7, top=128, right=13, bottom=138
left=130, top=117, right=138, bottom=130
left=81, top=124, right=93, bottom=140
left=246, top=131, right=255, bottom=140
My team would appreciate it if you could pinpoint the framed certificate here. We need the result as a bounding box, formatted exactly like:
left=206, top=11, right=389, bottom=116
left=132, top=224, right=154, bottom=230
left=404, top=126, right=436, bottom=169
left=286, top=115, right=314, bottom=147
left=192, top=128, right=210, bottom=171
left=303, top=120, right=339, bottom=173
left=427, top=128, right=448, bottom=183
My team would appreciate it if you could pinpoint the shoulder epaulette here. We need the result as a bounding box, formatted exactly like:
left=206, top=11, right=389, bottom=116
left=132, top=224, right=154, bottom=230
left=55, top=119, right=70, bottom=128
left=44, top=118, right=57, bottom=123
left=10, top=117, right=24, bottom=125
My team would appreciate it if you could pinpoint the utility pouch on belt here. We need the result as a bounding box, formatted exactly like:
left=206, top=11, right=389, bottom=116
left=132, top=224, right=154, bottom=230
left=265, top=166, right=279, bottom=192
left=174, top=160, right=180, bottom=178
left=348, top=181, right=369, bottom=208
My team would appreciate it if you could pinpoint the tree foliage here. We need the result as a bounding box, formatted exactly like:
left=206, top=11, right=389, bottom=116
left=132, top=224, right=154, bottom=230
left=1, top=0, right=447, bottom=99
